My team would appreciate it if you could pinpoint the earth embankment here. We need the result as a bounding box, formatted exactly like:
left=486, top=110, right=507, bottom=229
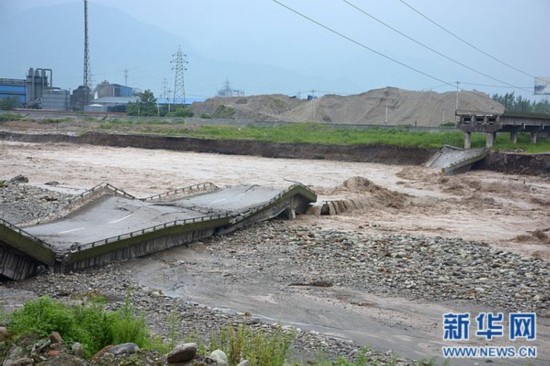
left=1, top=130, right=549, bottom=175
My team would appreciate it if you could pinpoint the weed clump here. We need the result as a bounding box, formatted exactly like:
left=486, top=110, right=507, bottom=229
left=5, top=295, right=149, bottom=358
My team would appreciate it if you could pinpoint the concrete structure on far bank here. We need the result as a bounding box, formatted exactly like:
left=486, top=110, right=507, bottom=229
left=456, top=110, right=550, bottom=149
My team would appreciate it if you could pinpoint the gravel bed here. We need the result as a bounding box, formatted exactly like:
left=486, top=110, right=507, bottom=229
left=0, top=180, right=72, bottom=224
left=4, top=267, right=404, bottom=364
left=2, top=181, right=549, bottom=364
left=213, top=222, right=550, bottom=314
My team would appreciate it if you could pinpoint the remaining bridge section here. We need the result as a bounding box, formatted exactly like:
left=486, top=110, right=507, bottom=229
left=456, top=110, right=550, bottom=148
left=425, top=145, right=487, bottom=175
left=0, top=182, right=317, bottom=280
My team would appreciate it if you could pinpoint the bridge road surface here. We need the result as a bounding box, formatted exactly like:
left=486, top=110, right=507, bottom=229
left=24, top=185, right=285, bottom=252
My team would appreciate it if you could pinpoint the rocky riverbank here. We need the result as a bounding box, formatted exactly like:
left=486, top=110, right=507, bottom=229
left=0, top=180, right=408, bottom=365
left=2, top=168, right=549, bottom=364
left=206, top=222, right=550, bottom=314
left=0, top=178, right=72, bottom=225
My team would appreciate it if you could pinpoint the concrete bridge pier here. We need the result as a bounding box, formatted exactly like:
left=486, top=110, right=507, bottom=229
left=530, top=131, right=538, bottom=144
left=511, top=131, right=518, bottom=144
left=464, top=132, right=471, bottom=149
left=456, top=111, right=549, bottom=149
left=486, top=132, right=496, bottom=148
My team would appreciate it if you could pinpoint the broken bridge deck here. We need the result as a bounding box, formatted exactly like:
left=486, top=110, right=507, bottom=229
left=1, top=182, right=317, bottom=280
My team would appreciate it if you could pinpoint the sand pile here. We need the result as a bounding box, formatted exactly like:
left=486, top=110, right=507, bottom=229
left=191, top=87, right=504, bottom=126
left=190, top=94, right=304, bottom=121
left=315, top=176, right=410, bottom=213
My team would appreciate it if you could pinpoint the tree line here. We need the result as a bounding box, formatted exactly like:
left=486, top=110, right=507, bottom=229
left=126, top=89, right=193, bottom=117
left=492, top=92, right=550, bottom=115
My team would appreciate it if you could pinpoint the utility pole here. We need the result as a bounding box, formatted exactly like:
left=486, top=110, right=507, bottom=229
left=124, top=69, right=128, bottom=86
left=385, top=99, right=388, bottom=123
left=171, top=46, right=188, bottom=104
left=162, top=78, right=168, bottom=99
left=455, top=81, right=460, bottom=111
left=83, top=0, right=91, bottom=106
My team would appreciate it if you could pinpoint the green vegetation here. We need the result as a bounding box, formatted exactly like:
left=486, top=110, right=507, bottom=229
left=5, top=295, right=149, bottom=358
left=211, top=105, right=236, bottom=119
left=0, top=112, right=24, bottom=122
left=126, top=90, right=193, bottom=117
left=163, top=123, right=549, bottom=153
left=492, top=92, right=550, bottom=115
left=0, top=97, right=19, bottom=111
left=127, top=89, right=158, bottom=116
left=207, top=324, right=293, bottom=366
left=99, top=118, right=186, bottom=131
left=167, top=105, right=194, bottom=118
left=42, top=117, right=72, bottom=124
left=1, top=295, right=414, bottom=365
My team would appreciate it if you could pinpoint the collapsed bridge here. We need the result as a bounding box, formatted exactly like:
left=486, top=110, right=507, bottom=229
left=0, top=182, right=317, bottom=280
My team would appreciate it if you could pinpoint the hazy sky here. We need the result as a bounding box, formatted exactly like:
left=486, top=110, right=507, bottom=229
left=2, top=0, right=549, bottom=99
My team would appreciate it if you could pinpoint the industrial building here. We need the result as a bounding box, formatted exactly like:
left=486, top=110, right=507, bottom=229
left=0, top=68, right=70, bottom=110
left=95, top=80, right=134, bottom=98
left=84, top=81, right=138, bottom=112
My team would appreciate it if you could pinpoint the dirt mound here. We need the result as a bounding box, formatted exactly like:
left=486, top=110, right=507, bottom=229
left=191, top=94, right=304, bottom=121
left=283, top=87, right=503, bottom=126
left=340, top=176, right=379, bottom=193
left=396, top=166, right=440, bottom=182
left=514, top=228, right=550, bottom=245
left=191, top=87, right=503, bottom=126
left=323, top=176, right=410, bottom=209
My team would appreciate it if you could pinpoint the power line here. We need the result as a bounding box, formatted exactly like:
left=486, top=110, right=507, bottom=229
left=170, top=46, right=188, bottom=104
left=272, top=0, right=455, bottom=89
left=461, top=81, right=533, bottom=89
left=398, top=0, right=535, bottom=79
left=83, top=0, right=91, bottom=105
left=342, top=0, right=531, bottom=93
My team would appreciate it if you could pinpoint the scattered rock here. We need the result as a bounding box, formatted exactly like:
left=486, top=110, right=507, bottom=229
left=209, top=349, right=228, bottom=366
left=91, top=345, right=113, bottom=362
left=0, top=326, right=10, bottom=341
left=71, top=342, right=85, bottom=358
left=9, top=174, right=29, bottom=184
left=3, top=357, right=34, bottom=366
left=166, top=342, right=197, bottom=363
left=49, top=331, right=64, bottom=345
left=107, top=342, right=140, bottom=356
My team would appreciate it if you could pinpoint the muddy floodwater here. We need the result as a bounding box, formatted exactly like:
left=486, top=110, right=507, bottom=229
left=1, top=140, right=549, bottom=365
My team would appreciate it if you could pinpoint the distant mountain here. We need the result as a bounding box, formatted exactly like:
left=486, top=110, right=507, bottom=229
left=0, top=2, right=359, bottom=98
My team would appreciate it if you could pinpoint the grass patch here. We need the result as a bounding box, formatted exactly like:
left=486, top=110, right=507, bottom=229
left=0, top=113, right=24, bottom=122
left=41, top=117, right=72, bottom=124
left=101, top=118, right=186, bottom=128
left=158, top=123, right=549, bottom=153
left=186, top=323, right=294, bottom=366
left=3, top=296, right=444, bottom=365
left=5, top=295, right=149, bottom=358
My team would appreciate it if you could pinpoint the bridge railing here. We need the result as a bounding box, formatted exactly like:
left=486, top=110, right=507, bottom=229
left=70, top=211, right=232, bottom=252
left=141, top=182, right=219, bottom=201
left=69, top=183, right=316, bottom=253
left=0, top=217, right=55, bottom=251
left=229, top=183, right=317, bottom=224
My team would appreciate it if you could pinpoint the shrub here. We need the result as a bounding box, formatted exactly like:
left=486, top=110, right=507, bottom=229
left=198, top=324, right=294, bottom=366
left=6, top=296, right=150, bottom=358
left=0, top=113, right=23, bottom=122
left=212, top=105, right=236, bottom=119
left=108, top=297, right=149, bottom=348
